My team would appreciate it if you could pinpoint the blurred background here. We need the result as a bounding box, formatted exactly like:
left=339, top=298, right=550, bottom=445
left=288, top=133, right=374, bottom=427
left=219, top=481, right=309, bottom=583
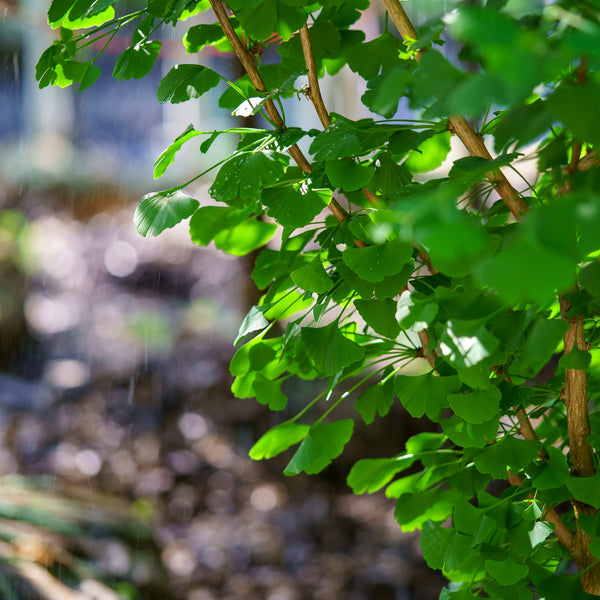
left=0, top=1, right=453, bottom=598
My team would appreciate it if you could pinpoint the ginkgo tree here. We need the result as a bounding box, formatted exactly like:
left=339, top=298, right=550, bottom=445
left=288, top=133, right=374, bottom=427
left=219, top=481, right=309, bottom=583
left=38, top=0, right=600, bottom=597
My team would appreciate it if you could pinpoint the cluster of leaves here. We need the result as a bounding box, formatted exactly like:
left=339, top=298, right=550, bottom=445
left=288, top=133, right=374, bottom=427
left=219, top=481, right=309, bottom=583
left=38, top=0, right=600, bottom=598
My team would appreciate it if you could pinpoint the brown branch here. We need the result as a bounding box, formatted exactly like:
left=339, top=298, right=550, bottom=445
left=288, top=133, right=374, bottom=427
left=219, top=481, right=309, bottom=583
left=299, top=23, right=382, bottom=211
left=417, top=329, right=437, bottom=370
left=299, top=24, right=331, bottom=129
left=209, top=0, right=364, bottom=243
left=380, top=0, right=528, bottom=221
left=578, top=151, right=600, bottom=172
left=381, top=0, right=417, bottom=41
left=448, top=116, right=529, bottom=221
left=560, top=301, right=594, bottom=478
left=515, top=407, right=548, bottom=461
left=559, top=297, right=599, bottom=592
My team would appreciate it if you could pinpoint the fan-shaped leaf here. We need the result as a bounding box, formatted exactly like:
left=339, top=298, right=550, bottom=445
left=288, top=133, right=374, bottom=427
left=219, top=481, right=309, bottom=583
left=134, top=190, right=198, bottom=237
left=157, top=64, right=221, bottom=104
left=284, top=419, right=354, bottom=475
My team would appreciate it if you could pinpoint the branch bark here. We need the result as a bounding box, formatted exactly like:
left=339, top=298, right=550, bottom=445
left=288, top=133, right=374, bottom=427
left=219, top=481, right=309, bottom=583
left=380, top=0, right=528, bottom=221
left=560, top=303, right=594, bottom=478
left=299, top=24, right=331, bottom=129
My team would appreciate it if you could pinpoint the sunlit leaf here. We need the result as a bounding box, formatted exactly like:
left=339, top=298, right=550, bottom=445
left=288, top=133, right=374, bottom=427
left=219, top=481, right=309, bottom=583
left=235, top=306, right=269, bottom=346
left=184, top=22, right=232, bottom=53
left=404, top=132, right=451, bottom=173
left=250, top=422, right=310, bottom=460
left=113, top=41, right=161, bottom=81
left=348, top=455, right=416, bottom=494
left=154, top=125, right=203, bottom=178
left=189, top=206, right=250, bottom=247
left=214, top=218, right=277, bottom=256
left=134, top=190, right=198, bottom=237
left=252, top=374, right=287, bottom=410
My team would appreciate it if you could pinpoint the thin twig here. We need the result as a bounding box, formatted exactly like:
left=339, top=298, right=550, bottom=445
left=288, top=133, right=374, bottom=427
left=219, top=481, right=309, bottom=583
left=380, top=0, right=528, bottom=221
left=568, top=57, right=588, bottom=173
left=417, top=329, right=437, bottom=370
left=299, top=23, right=382, bottom=209
left=515, top=407, right=547, bottom=459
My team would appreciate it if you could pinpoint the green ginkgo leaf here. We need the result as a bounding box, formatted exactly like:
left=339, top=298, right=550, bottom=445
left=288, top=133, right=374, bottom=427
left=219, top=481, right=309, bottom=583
left=234, top=306, right=269, bottom=346
left=420, top=521, right=472, bottom=572
left=284, top=419, right=354, bottom=475
left=355, top=380, right=394, bottom=425
left=343, top=238, right=413, bottom=283
left=156, top=64, right=221, bottom=103
left=250, top=422, right=310, bottom=460
left=485, top=559, right=528, bottom=586
left=354, top=298, right=400, bottom=338
left=210, top=151, right=288, bottom=207
left=262, top=186, right=329, bottom=228
left=301, top=321, right=365, bottom=376
left=154, top=125, right=202, bottom=178
left=134, top=190, right=198, bottom=237
left=252, top=374, right=287, bottom=410
left=291, top=256, right=333, bottom=294
left=448, top=387, right=501, bottom=424
left=310, top=120, right=362, bottom=161
left=189, top=206, right=251, bottom=247
left=347, top=455, right=416, bottom=494
left=113, top=41, right=161, bottom=81
left=567, top=473, right=600, bottom=509
left=473, top=436, right=541, bottom=479
left=325, top=159, right=374, bottom=191
left=395, top=373, right=461, bottom=421
left=214, top=219, right=277, bottom=256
